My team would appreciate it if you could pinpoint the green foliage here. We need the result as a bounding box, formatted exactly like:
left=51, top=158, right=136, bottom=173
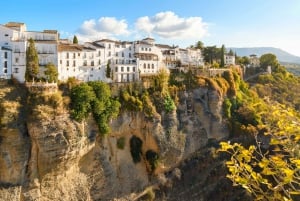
left=260, top=53, right=279, bottom=70
left=164, top=94, right=176, bottom=113
left=152, top=69, right=170, bottom=95
left=106, top=60, right=111, bottom=78
left=117, top=137, right=125, bottom=149
left=25, top=38, right=39, bottom=81
left=120, top=90, right=143, bottom=111
left=70, top=83, right=95, bottom=121
left=44, top=63, right=58, bottom=82
left=219, top=102, right=300, bottom=201
left=70, top=81, right=120, bottom=135
left=220, top=44, right=225, bottom=67
left=255, top=68, right=300, bottom=110
left=141, top=92, right=157, bottom=119
left=130, top=135, right=143, bottom=163
left=73, top=35, right=78, bottom=44
left=146, top=149, right=159, bottom=172
left=223, top=98, right=232, bottom=118
left=222, top=70, right=237, bottom=96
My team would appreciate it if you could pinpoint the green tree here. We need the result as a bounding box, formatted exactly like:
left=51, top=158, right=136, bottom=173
left=220, top=44, right=225, bottom=67
left=203, top=46, right=220, bottom=64
left=73, top=35, right=78, bottom=44
left=260, top=53, right=279, bottom=71
left=70, top=81, right=120, bottom=135
left=25, top=38, right=39, bottom=81
left=195, top=41, right=204, bottom=50
left=44, top=63, right=58, bottom=82
left=106, top=60, right=111, bottom=78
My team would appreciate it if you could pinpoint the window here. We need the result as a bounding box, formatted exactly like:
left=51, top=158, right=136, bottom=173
left=15, top=58, right=19, bottom=63
left=144, top=64, right=146, bottom=69
left=122, top=52, right=124, bottom=57
left=145, top=48, right=148, bottom=51
left=108, top=44, right=111, bottom=49
left=78, top=53, right=80, bottom=56
left=73, top=60, right=76, bottom=67
left=4, top=69, right=7, bottom=73
left=116, top=52, right=118, bottom=56
left=4, top=61, right=7, bottom=68
left=148, top=64, right=150, bottom=69
left=73, top=53, right=76, bottom=59
left=121, top=67, right=124, bottom=72
left=14, top=68, right=19, bottom=73
left=83, top=61, right=87, bottom=66
left=67, top=68, right=69, bottom=71
left=115, top=67, right=118, bottom=72
left=129, top=46, right=131, bottom=51
left=99, top=60, right=101, bottom=65
left=98, top=51, right=101, bottom=56
left=4, top=52, right=8, bottom=59
left=60, top=60, right=62, bottom=64
left=129, top=53, right=131, bottom=58
left=152, top=64, right=154, bottom=69
left=149, top=48, right=151, bottom=51
left=108, top=51, right=111, bottom=56
left=127, top=67, right=130, bottom=72
left=133, top=67, right=135, bottom=72
left=91, top=68, right=93, bottom=71
left=91, top=61, right=94, bottom=66
left=5, top=34, right=9, bottom=37
left=116, top=59, right=118, bottom=64
left=66, top=53, right=69, bottom=59
left=66, top=60, right=69, bottom=66
left=141, top=47, right=144, bottom=51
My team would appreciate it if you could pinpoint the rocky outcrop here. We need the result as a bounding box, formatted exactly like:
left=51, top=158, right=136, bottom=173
left=0, top=82, right=229, bottom=201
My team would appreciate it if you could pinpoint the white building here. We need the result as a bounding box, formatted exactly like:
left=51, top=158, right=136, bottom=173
left=0, top=22, right=204, bottom=84
left=224, top=54, right=235, bottom=66
left=0, top=22, right=58, bottom=82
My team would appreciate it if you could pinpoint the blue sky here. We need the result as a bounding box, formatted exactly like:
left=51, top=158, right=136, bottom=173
left=1, top=0, right=300, bottom=56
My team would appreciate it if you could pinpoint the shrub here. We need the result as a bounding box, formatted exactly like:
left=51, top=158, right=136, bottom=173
left=164, top=95, right=176, bottom=113
left=117, top=137, right=125, bottom=149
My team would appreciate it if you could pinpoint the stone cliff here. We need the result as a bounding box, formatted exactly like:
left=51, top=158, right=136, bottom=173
left=0, top=81, right=230, bottom=201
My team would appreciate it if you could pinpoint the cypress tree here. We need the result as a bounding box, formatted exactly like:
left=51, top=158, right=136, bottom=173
left=25, top=38, right=39, bottom=81
left=73, top=35, right=78, bottom=44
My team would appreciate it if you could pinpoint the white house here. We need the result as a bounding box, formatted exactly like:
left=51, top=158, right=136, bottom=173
left=0, top=22, right=58, bottom=82
left=224, top=54, right=235, bottom=66
left=0, top=22, right=205, bottom=84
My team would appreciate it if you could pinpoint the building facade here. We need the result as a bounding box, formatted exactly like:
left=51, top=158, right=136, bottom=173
left=0, top=22, right=204, bottom=83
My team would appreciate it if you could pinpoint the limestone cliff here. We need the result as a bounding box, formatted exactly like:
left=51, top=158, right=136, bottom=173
left=0, top=81, right=229, bottom=201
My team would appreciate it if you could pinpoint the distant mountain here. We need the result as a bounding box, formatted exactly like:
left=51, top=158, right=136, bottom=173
left=228, top=47, right=300, bottom=64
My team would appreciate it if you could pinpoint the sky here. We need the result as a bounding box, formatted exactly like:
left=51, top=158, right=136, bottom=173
left=1, top=0, right=300, bottom=56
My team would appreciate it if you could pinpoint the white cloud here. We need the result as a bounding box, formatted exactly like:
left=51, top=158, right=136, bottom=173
left=77, top=17, right=130, bottom=41
left=135, top=11, right=208, bottom=40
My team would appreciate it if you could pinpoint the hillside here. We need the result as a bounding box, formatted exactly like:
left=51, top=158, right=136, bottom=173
left=229, top=47, right=300, bottom=64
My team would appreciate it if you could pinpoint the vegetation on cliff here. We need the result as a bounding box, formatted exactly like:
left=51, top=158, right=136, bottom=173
left=70, top=81, right=120, bottom=134
left=219, top=64, right=300, bottom=200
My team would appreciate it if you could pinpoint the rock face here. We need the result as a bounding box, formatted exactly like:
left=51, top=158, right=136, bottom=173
left=0, top=83, right=229, bottom=201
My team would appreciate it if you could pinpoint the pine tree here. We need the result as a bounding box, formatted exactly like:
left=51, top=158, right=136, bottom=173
left=73, top=35, right=78, bottom=44
left=25, top=38, right=39, bottom=81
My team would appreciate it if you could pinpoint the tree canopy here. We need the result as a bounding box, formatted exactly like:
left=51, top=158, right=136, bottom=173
left=25, top=38, right=39, bottom=81
left=260, top=53, right=279, bottom=70
left=70, top=81, right=120, bottom=135
left=73, top=35, right=78, bottom=44
left=44, top=63, right=58, bottom=82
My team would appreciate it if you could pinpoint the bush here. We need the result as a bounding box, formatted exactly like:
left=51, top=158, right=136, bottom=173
left=164, top=95, right=176, bottom=113
left=117, top=137, right=125, bottom=149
